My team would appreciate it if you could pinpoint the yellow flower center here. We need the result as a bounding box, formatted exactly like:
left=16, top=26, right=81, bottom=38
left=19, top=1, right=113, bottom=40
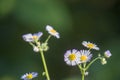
left=26, top=74, right=33, bottom=79
left=32, top=36, right=38, bottom=40
left=80, top=55, right=87, bottom=61
left=50, top=29, right=57, bottom=34
left=69, top=54, right=76, bottom=61
left=87, top=43, right=94, bottom=48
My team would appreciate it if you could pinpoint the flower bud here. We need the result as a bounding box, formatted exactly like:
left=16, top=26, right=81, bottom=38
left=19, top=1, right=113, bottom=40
left=41, top=43, right=49, bottom=51
left=104, top=50, right=112, bottom=58
left=84, top=72, right=89, bottom=76
left=33, top=46, right=39, bottom=52
left=101, top=58, right=107, bottom=65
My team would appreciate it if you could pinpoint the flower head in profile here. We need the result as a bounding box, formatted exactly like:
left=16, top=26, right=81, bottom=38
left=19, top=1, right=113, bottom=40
left=22, top=32, right=43, bottom=42
left=79, top=50, right=92, bottom=63
left=64, top=49, right=80, bottom=66
left=46, top=25, right=60, bottom=39
left=104, top=50, right=112, bottom=58
left=21, top=72, right=38, bottom=80
left=82, top=41, right=99, bottom=50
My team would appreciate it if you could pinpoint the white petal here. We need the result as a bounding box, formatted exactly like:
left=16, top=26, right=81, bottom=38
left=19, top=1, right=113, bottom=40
left=46, top=25, right=53, bottom=31
left=22, top=33, right=33, bottom=42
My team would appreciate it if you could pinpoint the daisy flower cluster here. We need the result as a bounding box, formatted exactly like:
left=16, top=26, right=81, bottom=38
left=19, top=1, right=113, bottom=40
left=22, top=25, right=60, bottom=52
left=64, top=41, right=112, bottom=80
left=21, top=25, right=60, bottom=80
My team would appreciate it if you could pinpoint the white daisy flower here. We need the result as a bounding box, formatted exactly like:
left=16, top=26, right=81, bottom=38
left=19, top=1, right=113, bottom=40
left=21, top=72, right=38, bottom=80
left=46, top=25, right=60, bottom=39
left=104, top=50, right=112, bottom=58
left=79, top=50, right=92, bottom=63
left=64, top=49, right=80, bottom=66
left=82, top=41, right=99, bottom=50
left=22, top=32, right=43, bottom=42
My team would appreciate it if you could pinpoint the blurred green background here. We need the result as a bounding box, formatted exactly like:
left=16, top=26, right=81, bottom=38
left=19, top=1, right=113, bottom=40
left=0, top=0, right=120, bottom=80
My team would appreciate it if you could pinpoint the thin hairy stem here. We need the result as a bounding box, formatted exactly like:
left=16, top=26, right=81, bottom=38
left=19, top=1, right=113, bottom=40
left=40, top=50, right=50, bottom=80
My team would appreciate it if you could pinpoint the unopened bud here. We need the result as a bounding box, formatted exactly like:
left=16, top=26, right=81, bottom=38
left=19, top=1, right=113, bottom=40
left=101, top=58, right=107, bottom=65
left=33, top=46, right=39, bottom=52
left=41, top=43, right=49, bottom=51
left=84, top=72, right=89, bottom=76
left=104, top=50, right=112, bottom=58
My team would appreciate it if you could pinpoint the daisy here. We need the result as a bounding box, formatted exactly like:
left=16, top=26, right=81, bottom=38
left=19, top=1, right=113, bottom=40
left=79, top=50, right=92, bottom=63
left=22, top=32, right=43, bottom=42
left=82, top=41, right=99, bottom=50
left=104, top=50, right=112, bottom=58
left=64, top=49, right=80, bottom=66
left=21, top=72, right=38, bottom=80
left=46, top=25, right=60, bottom=39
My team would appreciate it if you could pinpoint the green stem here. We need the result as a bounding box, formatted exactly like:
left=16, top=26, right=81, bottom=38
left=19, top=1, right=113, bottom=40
left=85, top=57, right=101, bottom=70
left=78, top=64, right=82, bottom=71
left=88, top=48, right=91, bottom=51
left=81, top=69, right=85, bottom=80
left=40, top=50, right=50, bottom=80
left=45, top=35, right=52, bottom=43
left=83, top=63, right=86, bottom=68
left=78, top=64, right=85, bottom=80
left=29, top=42, right=35, bottom=47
